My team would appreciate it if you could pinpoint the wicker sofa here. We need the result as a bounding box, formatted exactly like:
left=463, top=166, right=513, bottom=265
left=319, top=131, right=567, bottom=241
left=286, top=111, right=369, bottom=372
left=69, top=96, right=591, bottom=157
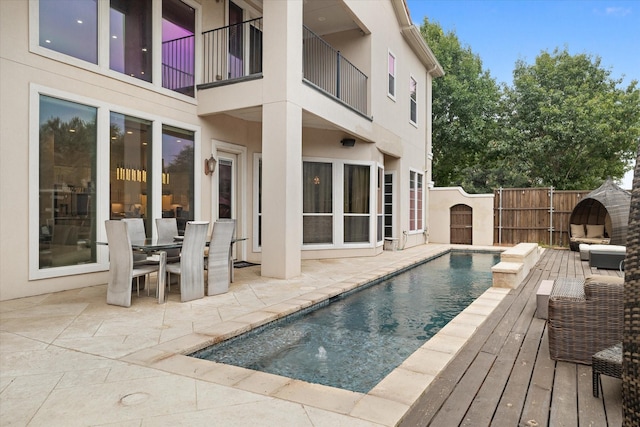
left=547, top=275, right=624, bottom=364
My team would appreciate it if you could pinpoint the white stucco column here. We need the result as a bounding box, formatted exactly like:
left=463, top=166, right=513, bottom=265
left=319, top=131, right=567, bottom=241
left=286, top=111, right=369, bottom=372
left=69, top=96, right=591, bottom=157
left=260, top=0, right=303, bottom=278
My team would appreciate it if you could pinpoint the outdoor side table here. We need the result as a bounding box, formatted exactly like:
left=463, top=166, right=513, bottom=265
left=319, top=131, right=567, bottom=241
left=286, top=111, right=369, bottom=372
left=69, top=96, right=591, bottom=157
left=592, top=342, right=622, bottom=397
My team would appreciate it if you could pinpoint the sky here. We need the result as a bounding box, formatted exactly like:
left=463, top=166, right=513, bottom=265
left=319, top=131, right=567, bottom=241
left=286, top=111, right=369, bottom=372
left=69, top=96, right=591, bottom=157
left=405, top=0, right=639, bottom=188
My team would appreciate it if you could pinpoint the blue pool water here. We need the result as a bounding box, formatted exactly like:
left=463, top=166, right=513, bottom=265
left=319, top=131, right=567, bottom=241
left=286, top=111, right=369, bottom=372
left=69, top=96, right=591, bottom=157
left=191, top=251, right=500, bottom=393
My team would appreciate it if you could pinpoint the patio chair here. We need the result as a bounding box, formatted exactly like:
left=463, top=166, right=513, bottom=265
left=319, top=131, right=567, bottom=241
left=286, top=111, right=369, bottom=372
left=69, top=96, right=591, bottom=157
left=105, top=220, right=159, bottom=307
left=165, top=221, right=209, bottom=302
left=547, top=275, right=624, bottom=364
left=155, top=217, right=181, bottom=262
left=121, top=218, right=157, bottom=265
left=207, top=219, right=236, bottom=296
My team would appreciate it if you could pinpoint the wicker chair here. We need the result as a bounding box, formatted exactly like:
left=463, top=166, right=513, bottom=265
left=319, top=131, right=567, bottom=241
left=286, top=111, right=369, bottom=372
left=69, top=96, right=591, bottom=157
left=622, top=147, right=640, bottom=425
left=547, top=275, right=624, bottom=364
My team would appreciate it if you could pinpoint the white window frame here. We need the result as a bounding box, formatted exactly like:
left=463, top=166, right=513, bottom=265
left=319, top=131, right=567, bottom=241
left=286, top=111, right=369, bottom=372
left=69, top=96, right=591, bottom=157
left=388, top=50, right=396, bottom=100
left=409, top=75, right=418, bottom=127
left=300, top=157, right=376, bottom=250
left=29, top=84, right=201, bottom=280
left=252, top=153, right=262, bottom=253
left=28, top=0, right=201, bottom=104
left=408, top=168, right=424, bottom=233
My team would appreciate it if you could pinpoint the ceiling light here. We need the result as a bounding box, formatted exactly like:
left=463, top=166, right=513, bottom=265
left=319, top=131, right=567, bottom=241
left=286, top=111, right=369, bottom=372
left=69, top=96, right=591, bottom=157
left=112, top=35, right=117, bottom=39
left=45, top=39, right=51, bottom=43
left=77, top=20, right=83, bottom=24
left=126, top=131, right=133, bottom=134
left=318, top=16, right=326, bottom=21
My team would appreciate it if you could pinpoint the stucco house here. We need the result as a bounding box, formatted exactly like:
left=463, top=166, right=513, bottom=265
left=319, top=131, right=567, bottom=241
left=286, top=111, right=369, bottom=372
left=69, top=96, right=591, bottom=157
left=0, top=0, right=443, bottom=301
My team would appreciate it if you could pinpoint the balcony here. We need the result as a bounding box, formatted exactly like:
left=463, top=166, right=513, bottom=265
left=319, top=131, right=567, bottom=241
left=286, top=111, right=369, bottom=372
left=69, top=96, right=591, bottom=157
left=302, top=26, right=368, bottom=117
left=199, top=19, right=368, bottom=117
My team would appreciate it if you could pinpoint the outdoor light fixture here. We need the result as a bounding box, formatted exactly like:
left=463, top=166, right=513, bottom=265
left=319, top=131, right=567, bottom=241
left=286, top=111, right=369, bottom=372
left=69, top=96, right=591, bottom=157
left=204, top=155, right=217, bottom=175
left=341, top=138, right=356, bottom=147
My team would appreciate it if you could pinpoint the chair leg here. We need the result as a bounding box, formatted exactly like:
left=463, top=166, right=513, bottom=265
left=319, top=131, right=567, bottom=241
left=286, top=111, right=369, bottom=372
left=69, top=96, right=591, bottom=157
left=593, top=370, right=600, bottom=397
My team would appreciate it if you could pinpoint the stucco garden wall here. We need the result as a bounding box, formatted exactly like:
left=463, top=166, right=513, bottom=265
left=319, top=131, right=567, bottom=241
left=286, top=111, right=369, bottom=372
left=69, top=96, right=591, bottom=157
left=428, top=187, right=494, bottom=245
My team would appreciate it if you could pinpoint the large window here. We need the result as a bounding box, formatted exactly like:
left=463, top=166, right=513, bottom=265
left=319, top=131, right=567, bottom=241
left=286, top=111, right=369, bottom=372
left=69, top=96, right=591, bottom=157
left=344, top=164, right=370, bottom=243
left=38, top=95, right=97, bottom=269
left=303, top=162, right=333, bottom=244
left=109, top=113, right=153, bottom=234
left=410, top=76, right=417, bottom=125
left=39, top=0, right=98, bottom=63
left=388, top=51, right=396, bottom=99
left=110, top=0, right=153, bottom=83
left=162, top=126, right=195, bottom=234
left=37, top=0, right=197, bottom=97
left=162, top=0, right=195, bottom=96
left=409, top=170, right=423, bottom=231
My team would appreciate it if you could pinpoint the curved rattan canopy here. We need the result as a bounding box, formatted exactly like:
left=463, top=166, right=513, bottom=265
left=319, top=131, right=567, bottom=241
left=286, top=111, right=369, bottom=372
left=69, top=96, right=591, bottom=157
left=569, top=178, right=631, bottom=245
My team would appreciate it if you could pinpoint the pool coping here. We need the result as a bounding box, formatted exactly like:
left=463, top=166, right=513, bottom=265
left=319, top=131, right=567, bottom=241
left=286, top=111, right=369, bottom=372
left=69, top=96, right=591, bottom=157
left=121, top=246, right=512, bottom=426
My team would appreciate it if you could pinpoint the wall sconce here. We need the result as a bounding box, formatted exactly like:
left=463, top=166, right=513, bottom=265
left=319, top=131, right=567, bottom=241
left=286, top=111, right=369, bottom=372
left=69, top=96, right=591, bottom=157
left=341, top=138, right=356, bottom=147
left=204, top=155, right=217, bottom=175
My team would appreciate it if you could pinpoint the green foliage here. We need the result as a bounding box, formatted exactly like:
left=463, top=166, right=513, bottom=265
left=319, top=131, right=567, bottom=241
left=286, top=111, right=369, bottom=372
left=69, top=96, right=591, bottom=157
left=420, top=19, right=501, bottom=190
left=505, top=48, right=640, bottom=189
left=421, top=20, right=640, bottom=192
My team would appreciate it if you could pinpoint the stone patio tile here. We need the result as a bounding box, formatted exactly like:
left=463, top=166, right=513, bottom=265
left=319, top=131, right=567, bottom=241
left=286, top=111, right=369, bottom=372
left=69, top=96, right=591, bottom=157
left=234, top=370, right=292, bottom=395
left=368, top=367, right=434, bottom=405
left=273, top=380, right=362, bottom=414
left=400, top=347, right=454, bottom=376
left=421, top=333, right=468, bottom=355
left=349, top=394, right=409, bottom=427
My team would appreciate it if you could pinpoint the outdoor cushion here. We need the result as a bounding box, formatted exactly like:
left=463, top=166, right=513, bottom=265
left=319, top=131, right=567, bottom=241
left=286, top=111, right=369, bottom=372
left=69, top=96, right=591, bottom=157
left=586, top=224, right=605, bottom=238
left=571, top=223, right=586, bottom=238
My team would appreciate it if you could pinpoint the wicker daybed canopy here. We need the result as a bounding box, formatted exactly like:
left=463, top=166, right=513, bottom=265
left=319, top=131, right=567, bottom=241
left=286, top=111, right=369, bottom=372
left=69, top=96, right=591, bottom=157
left=569, top=178, right=631, bottom=246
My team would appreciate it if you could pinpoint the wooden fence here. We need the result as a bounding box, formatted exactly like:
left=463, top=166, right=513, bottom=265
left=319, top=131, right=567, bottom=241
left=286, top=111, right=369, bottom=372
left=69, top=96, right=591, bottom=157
left=493, top=187, right=590, bottom=247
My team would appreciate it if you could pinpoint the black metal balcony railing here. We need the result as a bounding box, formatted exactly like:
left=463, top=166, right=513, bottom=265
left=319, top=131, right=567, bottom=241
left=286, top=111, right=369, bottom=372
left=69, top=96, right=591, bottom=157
left=303, top=26, right=368, bottom=116
left=162, top=34, right=195, bottom=97
left=202, top=18, right=263, bottom=84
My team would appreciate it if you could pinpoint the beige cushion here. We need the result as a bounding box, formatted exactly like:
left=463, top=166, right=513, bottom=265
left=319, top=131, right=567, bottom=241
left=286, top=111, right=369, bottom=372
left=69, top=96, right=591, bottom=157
left=586, top=224, right=605, bottom=238
left=585, top=275, right=624, bottom=285
left=570, top=224, right=585, bottom=238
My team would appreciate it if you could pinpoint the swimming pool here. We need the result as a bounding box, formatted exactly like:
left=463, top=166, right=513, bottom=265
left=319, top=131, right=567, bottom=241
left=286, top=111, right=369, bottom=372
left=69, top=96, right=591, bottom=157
left=191, top=251, right=499, bottom=393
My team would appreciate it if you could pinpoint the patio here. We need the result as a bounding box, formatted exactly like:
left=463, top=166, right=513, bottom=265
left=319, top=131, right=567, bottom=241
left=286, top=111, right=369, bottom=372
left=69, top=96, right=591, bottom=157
left=0, top=244, right=623, bottom=426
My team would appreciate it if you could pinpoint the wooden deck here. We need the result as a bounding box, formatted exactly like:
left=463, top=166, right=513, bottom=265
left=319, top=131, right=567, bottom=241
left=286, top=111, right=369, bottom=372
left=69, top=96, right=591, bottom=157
left=399, top=248, right=623, bottom=427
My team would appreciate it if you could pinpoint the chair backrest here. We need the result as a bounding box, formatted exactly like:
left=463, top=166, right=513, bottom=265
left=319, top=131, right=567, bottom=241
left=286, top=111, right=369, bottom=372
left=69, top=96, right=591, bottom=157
left=207, top=219, right=236, bottom=296
left=179, top=221, right=209, bottom=302
left=156, top=218, right=178, bottom=243
left=104, top=220, right=133, bottom=307
left=121, top=218, right=146, bottom=242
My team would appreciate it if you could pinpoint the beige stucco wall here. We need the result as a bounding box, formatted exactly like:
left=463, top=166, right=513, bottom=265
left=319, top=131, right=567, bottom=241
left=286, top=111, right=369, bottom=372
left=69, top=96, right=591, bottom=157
left=428, top=187, right=495, bottom=246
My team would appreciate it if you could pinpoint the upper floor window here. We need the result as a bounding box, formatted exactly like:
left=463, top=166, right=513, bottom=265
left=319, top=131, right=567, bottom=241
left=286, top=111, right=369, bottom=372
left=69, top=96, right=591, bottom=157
left=110, top=0, right=153, bottom=83
left=39, top=0, right=98, bottom=63
left=410, top=76, right=417, bottom=125
left=37, top=0, right=196, bottom=97
left=388, top=51, right=396, bottom=99
left=409, top=170, right=423, bottom=231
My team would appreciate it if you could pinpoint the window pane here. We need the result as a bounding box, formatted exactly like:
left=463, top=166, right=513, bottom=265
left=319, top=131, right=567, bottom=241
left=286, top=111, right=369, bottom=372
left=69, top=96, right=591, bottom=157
left=344, top=216, right=369, bottom=243
left=388, top=53, right=395, bottom=96
left=218, top=159, right=232, bottom=219
left=162, top=0, right=195, bottom=96
left=110, top=0, right=152, bottom=82
left=39, top=95, right=97, bottom=268
left=40, top=0, right=98, bottom=63
left=303, top=162, right=332, bottom=213
left=162, top=125, right=194, bottom=234
left=303, top=216, right=332, bottom=244
left=410, top=77, right=417, bottom=123
left=344, top=164, right=369, bottom=214
left=109, top=113, right=152, bottom=233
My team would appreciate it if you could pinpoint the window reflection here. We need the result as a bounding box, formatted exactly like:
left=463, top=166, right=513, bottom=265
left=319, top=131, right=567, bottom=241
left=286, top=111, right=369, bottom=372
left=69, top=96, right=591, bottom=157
left=110, top=0, right=153, bottom=82
left=39, top=0, right=98, bottom=63
left=109, top=113, right=152, bottom=234
left=162, top=125, right=194, bottom=234
left=39, top=96, right=97, bottom=268
left=303, top=162, right=333, bottom=244
left=162, top=0, right=195, bottom=96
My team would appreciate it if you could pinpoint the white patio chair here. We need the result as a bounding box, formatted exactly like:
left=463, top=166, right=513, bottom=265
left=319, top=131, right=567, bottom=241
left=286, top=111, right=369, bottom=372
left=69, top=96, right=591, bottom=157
left=105, top=220, right=159, bottom=307
left=166, top=221, right=209, bottom=302
left=155, top=217, right=181, bottom=262
left=122, top=218, right=157, bottom=265
left=207, top=219, right=236, bottom=295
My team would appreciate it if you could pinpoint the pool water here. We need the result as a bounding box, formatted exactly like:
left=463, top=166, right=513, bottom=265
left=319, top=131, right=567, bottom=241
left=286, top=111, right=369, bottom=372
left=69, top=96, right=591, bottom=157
left=191, top=251, right=500, bottom=393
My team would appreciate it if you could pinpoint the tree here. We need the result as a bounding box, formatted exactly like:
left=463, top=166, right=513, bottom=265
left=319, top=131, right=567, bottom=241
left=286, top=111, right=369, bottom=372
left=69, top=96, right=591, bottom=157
left=420, top=18, right=502, bottom=190
left=503, top=48, right=640, bottom=190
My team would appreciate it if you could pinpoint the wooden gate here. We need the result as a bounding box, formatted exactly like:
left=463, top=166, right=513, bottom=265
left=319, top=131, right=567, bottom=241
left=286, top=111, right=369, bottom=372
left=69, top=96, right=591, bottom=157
left=451, top=204, right=472, bottom=244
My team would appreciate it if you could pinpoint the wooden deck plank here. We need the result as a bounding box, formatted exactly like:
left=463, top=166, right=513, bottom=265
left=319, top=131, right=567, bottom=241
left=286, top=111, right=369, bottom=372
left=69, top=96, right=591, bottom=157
left=520, top=327, right=555, bottom=427
left=577, top=364, right=607, bottom=426
left=602, top=376, right=623, bottom=426
left=550, top=362, right=579, bottom=426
